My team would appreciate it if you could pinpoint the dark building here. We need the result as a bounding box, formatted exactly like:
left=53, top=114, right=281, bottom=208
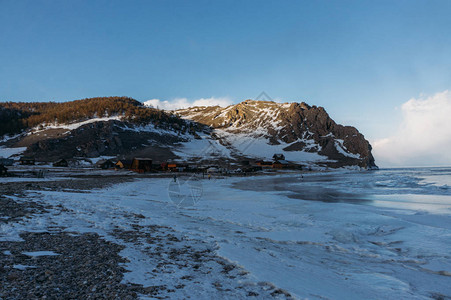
left=130, top=158, right=153, bottom=173
left=96, top=159, right=115, bottom=169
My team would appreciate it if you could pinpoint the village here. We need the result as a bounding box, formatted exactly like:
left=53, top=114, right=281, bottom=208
left=0, top=153, right=306, bottom=178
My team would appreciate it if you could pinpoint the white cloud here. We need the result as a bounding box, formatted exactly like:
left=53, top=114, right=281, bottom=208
left=144, top=97, right=232, bottom=110
left=372, top=90, right=451, bottom=167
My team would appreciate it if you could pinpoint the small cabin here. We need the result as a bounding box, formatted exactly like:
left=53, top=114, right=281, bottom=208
left=116, top=159, right=132, bottom=169
left=0, top=165, right=8, bottom=176
left=256, top=160, right=273, bottom=168
left=272, top=160, right=290, bottom=169
left=96, top=159, right=115, bottom=169
left=19, top=157, right=35, bottom=165
left=130, top=158, right=152, bottom=173
left=53, top=159, right=68, bottom=167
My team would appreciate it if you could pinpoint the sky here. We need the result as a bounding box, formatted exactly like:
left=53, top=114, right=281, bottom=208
left=1, top=0, right=451, bottom=167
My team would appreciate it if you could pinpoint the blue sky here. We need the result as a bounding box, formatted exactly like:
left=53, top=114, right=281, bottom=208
left=1, top=0, right=451, bottom=166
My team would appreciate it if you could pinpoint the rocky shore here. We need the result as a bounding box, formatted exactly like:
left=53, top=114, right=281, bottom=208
left=0, top=176, right=293, bottom=299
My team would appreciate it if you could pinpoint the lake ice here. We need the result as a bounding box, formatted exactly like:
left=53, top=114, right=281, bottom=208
left=2, top=167, right=450, bottom=299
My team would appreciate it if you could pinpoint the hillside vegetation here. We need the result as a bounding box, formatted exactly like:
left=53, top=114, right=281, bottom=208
left=0, top=97, right=183, bottom=136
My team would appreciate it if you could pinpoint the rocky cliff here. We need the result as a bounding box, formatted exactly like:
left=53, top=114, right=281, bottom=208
left=175, top=100, right=377, bottom=169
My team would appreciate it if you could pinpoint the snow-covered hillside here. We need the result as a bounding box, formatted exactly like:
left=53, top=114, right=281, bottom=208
left=174, top=100, right=377, bottom=168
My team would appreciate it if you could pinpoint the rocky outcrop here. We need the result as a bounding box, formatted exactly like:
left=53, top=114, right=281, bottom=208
left=176, top=100, right=377, bottom=169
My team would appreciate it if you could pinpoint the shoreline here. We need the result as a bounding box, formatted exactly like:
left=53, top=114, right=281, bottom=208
left=1, top=168, right=450, bottom=299
left=0, top=173, right=294, bottom=299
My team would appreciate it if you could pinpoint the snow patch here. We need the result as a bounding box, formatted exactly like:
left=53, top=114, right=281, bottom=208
left=0, top=146, right=27, bottom=158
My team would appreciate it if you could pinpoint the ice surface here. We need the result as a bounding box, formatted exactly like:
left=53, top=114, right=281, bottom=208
left=2, top=168, right=450, bottom=299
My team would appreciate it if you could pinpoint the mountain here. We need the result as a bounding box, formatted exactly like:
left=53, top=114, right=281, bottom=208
left=0, top=97, right=194, bottom=161
left=0, top=97, right=377, bottom=169
left=173, top=100, right=377, bottom=169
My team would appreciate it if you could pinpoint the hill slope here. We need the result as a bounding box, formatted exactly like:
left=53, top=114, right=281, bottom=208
left=174, top=100, right=377, bottom=169
left=1, top=97, right=377, bottom=169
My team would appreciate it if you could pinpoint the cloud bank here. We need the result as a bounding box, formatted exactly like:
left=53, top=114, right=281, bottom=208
left=144, top=97, right=232, bottom=110
left=373, top=90, right=451, bottom=167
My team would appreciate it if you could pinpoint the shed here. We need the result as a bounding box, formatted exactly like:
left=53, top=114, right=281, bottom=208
left=19, top=157, right=35, bottom=165
left=53, top=159, right=68, bottom=167
left=130, top=158, right=152, bottom=173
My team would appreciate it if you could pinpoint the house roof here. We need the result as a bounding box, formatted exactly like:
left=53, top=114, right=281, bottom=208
left=133, top=158, right=153, bottom=161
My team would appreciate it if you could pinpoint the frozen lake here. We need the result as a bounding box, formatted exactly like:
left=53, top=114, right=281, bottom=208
left=3, top=167, right=451, bottom=299
left=234, top=167, right=451, bottom=214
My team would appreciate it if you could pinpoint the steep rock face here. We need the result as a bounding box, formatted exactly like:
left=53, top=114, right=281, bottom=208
left=176, top=100, right=377, bottom=169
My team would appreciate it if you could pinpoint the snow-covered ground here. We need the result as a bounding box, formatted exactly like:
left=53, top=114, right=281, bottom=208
left=0, top=146, right=26, bottom=158
left=2, top=168, right=451, bottom=299
left=30, top=116, right=122, bottom=133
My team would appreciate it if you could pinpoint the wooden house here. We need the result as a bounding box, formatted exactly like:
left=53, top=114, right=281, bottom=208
left=19, top=157, right=35, bottom=165
left=115, top=159, right=132, bottom=169
left=130, top=158, right=152, bottom=173
left=272, top=159, right=290, bottom=169
left=96, top=159, right=115, bottom=169
left=53, top=159, right=68, bottom=167
left=256, top=160, right=273, bottom=168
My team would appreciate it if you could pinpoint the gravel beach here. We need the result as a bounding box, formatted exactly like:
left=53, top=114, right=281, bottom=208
left=0, top=174, right=293, bottom=299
